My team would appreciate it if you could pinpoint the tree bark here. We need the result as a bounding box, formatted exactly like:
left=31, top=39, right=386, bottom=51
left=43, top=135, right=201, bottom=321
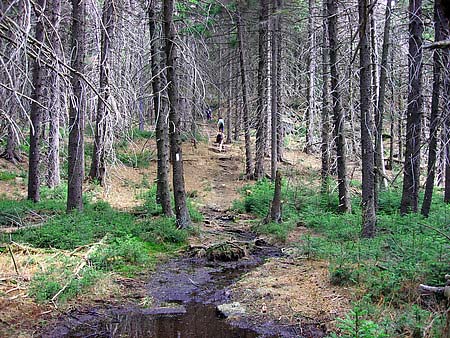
left=305, top=0, right=315, bottom=154
left=327, top=0, right=351, bottom=212
left=149, top=1, right=173, bottom=217
left=254, top=0, right=269, bottom=180
left=89, top=0, right=115, bottom=185
left=67, top=0, right=87, bottom=212
left=400, top=0, right=423, bottom=214
left=28, top=0, right=46, bottom=203
left=236, top=12, right=253, bottom=179
left=421, top=2, right=448, bottom=216
left=270, top=2, right=279, bottom=181
left=276, top=0, right=284, bottom=162
left=321, top=0, right=330, bottom=194
left=46, top=0, right=62, bottom=189
left=267, top=170, right=282, bottom=223
left=374, top=0, right=392, bottom=197
left=444, top=50, right=450, bottom=203
left=163, top=0, right=191, bottom=228
left=359, top=0, right=376, bottom=238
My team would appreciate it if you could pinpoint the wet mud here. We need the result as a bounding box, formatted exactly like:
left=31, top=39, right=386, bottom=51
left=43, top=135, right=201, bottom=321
left=40, top=228, right=327, bottom=338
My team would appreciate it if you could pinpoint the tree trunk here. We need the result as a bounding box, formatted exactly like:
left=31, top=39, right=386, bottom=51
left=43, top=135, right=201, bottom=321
left=46, top=0, right=62, bottom=188
left=163, top=0, right=191, bottom=228
left=267, top=170, right=282, bottom=223
left=321, top=0, right=330, bottom=194
left=327, top=0, right=351, bottom=212
left=270, top=2, right=279, bottom=181
left=89, top=0, right=115, bottom=185
left=421, top=2, right=448, bottom=216
left=149, top=1, right=173, bottom=217
left=400, top=0, right=423, bottom=214
left=444, top=50, right=450, bottom=203
left=359, top=0, right=376, bottom=238
left=226, top=56, right=232, bottom=144
left=28, top=0, right=46, bottom=203
left=305, top=0, right=315, bottom=154
left=1, top=124, right=22, bottom=164
left=254, top=0, right=269, bottom=180
left=236, top=12, right=253, bottom=179
left=374, top=0, right=392, bottom=197
left=67, top=0, right=87, bottom=212
left=276, top=0, right=283, bottom=162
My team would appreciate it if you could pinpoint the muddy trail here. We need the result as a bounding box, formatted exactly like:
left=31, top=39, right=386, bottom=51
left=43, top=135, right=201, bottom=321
left=40, top=205, right=327, bottom=337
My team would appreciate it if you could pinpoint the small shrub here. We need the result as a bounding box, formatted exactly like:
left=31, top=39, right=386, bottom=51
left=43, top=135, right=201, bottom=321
left=117, top=150, right=153, bottom=168
left=0, top=171, right=17, bottom=181
left=329, top=308, right=388, bottom=338
left=132, top=128, right=155, bottom=140
left=138, top=217, right=188, bottom=244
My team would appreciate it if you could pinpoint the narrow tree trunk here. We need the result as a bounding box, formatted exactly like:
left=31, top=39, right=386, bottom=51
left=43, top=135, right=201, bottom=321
left=327, top=0, right=351, bottom=212
left=46, top=0, right=62, bottom=188
left=321, top=0, right=330, bottom=194
left=276, top=0, right=284, bottom=162
left=421, top=2, right=448, bottom=216
left=267, top=170, right=282, bottom=223
left=163, top=0, right=191, bottom=228
left=89, top=0, right=115, bottom=185
left=400, top=0, right=423, bottom=214
left=254, top=0, right=269, bottom=180
left=236, top=12, right=253, bottom=179
left=359, top=0, right=376, bottom=238
left=1, top=125, right=22, bottom=164
left=226, top=57, right=232, bottom=144
left=444, top=49, right=450, bottom=203
left=374, top=0, right=392, bottom=195
left=305, top=0, right=315, bottom=154
left=149, top=1, right=173, bottom=217
left=28, top=0, right=46, bottom=203
left=270, top=2, right=279, bottom=181
left=67, top=0, right=87, bottom=212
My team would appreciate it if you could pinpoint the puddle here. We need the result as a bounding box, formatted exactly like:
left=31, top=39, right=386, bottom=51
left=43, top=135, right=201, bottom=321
left=41, top=233, right=325, bottom=337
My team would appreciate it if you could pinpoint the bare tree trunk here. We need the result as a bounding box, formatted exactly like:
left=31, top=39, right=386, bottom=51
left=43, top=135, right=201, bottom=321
left=327, top=0, right=351, bottom=212
left=67, top=0, right=87, bottom=212
left=254, top=0, right=269, bottom=180
left=89, top=0, right=115, bottom=185
left=360, top=0, right=376, bottom=238
left=163, top=0, right=191, bottom=228
left=148, top=1, right=173, bottom=217
left=266, top=170, right=282, bottom=223
left=46, top=0, right=62, bottom=189
left=226, top=56, right=232, bottom=144
left=236, top=12, right=253, bottom=179
left=400, top=0, right=423, bottom=214
left=374, top=0, right=392, bottom=196
left=305, top=0, right=315, bottom=154
left=321, top=0, right=330, bottom=194
left=276, top=0, right=284, bottom=162
left=421, top=2, right=448, bottom=216
left=28, top=0, right=46, bottom=203
left=444, top=51, right=450, bottom=203
left=1, top=125, right=22, bottom=164
left=270, top=2, right=278, bottom=181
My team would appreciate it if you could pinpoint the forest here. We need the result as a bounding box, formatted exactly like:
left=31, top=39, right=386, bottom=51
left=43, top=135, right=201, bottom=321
left=0, top=0, right=449, bottom=337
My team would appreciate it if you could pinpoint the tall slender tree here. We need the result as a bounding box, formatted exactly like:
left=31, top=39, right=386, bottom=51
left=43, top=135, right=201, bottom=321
left=28, top=0, right=47, bottom=203
left=254, top=0, right=269, bottom=180
left=89, top=0, right=116, bottom=185
left=270, top=1, right=279, bottom=181
left=359, top=0, right=376, bottom=238
left=236, top=11, right=253, bottom=179
left=421, top=1, right=448, bottom=216
left=321, top=0, right=330, bottom=194
left=67, top=0, right=87, bottom=212
left=400, top=0, right=423, bottom=214
left=149, top=0, right=173, bottom=217
left=163, top=0, right=191, bottom=228
left=327, top=0, right=351, bottom=212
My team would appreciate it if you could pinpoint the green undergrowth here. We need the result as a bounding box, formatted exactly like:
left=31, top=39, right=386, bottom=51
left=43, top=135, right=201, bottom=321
left=137, top=184, right=204, bottom=223
left=234, top=179, right=449, bottom=337
left=0, top=184, right=197, bottom=304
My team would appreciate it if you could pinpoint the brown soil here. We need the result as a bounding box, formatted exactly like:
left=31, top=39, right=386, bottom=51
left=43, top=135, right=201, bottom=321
left=0, top=123, right=352, bottom=336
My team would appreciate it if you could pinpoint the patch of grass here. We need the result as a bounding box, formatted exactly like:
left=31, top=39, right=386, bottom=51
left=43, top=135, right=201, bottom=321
left=0, top=171, right=17, bottom=181
left=252, top=221, right=295, bottom=242
left=138, top=185, right=203, bottom=223
left=29, top=257, right=102, bottom=303
left=235, top=180, right=449, bottom=336
left=117, top=150, right=153, bottom=168
left=131, top=128, right=155, bottom=140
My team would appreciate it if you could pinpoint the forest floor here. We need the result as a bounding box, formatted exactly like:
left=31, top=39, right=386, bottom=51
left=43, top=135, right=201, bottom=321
left=0, top=123, right=354, bottom=337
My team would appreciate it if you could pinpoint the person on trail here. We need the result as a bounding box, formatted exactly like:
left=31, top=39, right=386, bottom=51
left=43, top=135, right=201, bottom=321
left=217, top=117, right=224, bottom=133
left=216, top=132, right=224, bottom=152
